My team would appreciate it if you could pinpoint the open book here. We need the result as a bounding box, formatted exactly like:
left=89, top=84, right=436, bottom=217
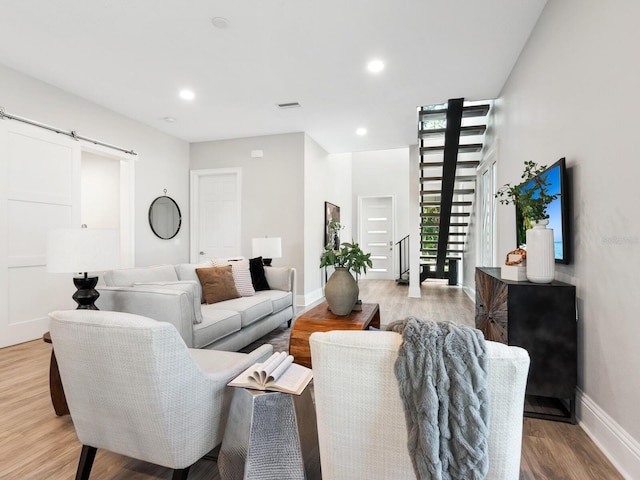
left=228, top=351, right=313, bottom=395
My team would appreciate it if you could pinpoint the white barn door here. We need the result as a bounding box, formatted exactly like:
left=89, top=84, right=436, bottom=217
left=0, top=121, right=81, bottom=347
left=359, top=196, right=395, bottom=280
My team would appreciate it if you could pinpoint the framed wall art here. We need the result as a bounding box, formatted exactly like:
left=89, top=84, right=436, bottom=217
left=324, top=202, right=340, bottom=250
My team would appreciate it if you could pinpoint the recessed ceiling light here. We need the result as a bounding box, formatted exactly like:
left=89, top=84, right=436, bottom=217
left=211, top=17, right=229, bottom=29
left=356, top=128, right=367, bottom=136
left=179, top=89, right=195, bottom=101
left=367, top=59, right=385, bottom=74
left=163, top=116, right=176, bottom=123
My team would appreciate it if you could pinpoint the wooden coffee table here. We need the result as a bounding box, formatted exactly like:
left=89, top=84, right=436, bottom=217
left=289, top=302, right=380, bottom=368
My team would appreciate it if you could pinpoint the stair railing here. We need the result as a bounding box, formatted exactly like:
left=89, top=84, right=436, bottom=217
left=396, top=235, right=410, bottom=283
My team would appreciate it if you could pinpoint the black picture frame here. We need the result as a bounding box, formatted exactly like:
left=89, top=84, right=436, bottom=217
left=324, top=202, right=340, bottom=250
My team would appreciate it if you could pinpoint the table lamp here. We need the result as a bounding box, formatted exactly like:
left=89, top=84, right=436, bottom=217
left=46, top=226, right=120, bottom=309
left=252, top=237, right=282, bottom=266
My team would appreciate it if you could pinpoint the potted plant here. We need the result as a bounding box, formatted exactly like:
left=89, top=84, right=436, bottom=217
left=320, top=224, right=373, bottom=315
left=495, top=160, right=558, bottom=226
left=495, top=160, right=559, bottom=283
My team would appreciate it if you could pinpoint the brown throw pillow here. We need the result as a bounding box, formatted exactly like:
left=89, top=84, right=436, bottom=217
left=196, top=266, right=240, bottom=304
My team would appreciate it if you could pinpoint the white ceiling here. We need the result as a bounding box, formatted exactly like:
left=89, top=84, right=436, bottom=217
left=0, top=0, right=547, bottom=154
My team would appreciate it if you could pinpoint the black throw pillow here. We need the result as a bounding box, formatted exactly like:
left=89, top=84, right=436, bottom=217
left=249, top=257, right=270, bottom=291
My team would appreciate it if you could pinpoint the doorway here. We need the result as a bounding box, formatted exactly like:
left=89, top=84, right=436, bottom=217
left=358, top=195, right=395, bottom=280
left=0, top=121, right=134, bottom=347
left=190, top=168, right=242, bottom=262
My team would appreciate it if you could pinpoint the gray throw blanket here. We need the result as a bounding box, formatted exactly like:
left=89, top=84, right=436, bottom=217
left=387, top=317, right=489, bottom=480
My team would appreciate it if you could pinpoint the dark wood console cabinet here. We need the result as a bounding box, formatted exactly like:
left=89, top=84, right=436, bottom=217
left=475, top=267, right=577, bottom=423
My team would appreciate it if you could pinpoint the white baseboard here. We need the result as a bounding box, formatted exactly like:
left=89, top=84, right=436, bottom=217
left=577, top=388, right=640, bottom=479
left=296, top=289, right=323, bottom=312
left=463, top=284, right=475, bottom=302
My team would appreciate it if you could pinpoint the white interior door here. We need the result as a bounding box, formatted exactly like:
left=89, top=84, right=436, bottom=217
left=359, top=196, right=395, bottom=280
left=0, top=121, right=82, bottom=347
left=190, top=168, right=242, bottom=262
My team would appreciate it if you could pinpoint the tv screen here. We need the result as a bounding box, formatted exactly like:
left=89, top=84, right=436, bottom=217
left=516, top=158, right=570, bottom=264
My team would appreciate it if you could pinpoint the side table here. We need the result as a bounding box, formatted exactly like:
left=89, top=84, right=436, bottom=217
left=42, top=332, right=69, bottom=416
left=218, top=386, right=320, bottom=480
left=289, top=302, right=380, bottom=368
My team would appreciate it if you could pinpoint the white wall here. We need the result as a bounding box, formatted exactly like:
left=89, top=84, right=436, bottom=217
left=303, top=133, right=352, bottom=304
left=190, top=133, right=306, bottom=295
left=490, top=0, right=640, bottom=476
left=0, top=63, right=191, bottom=267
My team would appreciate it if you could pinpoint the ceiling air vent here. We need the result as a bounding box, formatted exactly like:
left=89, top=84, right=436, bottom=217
left=277, top=102, right=301, bottom=109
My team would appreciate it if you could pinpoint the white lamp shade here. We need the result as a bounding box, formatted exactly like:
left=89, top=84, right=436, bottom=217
left=252, top=237, right=282, bottom=259
left=46, top=228, right=120, bottom=273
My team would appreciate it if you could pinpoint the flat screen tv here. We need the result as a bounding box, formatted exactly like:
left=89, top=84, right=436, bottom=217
left=515, top=157, right=570, bottom=264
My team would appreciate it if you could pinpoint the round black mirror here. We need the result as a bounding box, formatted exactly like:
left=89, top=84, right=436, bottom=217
left=149, top=196, right=181, bottom=239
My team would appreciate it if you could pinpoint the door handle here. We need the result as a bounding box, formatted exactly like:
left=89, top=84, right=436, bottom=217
left=199, top=251, right=206, bottom=255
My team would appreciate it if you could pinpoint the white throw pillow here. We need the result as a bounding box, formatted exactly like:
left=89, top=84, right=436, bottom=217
left=211, top=258, right=256, bottom=297
left=133, top=280, right=203, bottom=324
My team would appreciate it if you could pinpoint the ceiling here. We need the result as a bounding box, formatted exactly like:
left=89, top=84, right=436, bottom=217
left=0, top=1, right=547, bottom=154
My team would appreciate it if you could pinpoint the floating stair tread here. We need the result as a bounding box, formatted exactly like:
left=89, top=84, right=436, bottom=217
left=419, top=125, right=487, bottom=139
left=421, top=189, right=475, bottom=195
left=418, top=104, right=490, bottom=121
left=420, top=161, right=480, bottom=168
left=421, top=201, right=473, bottom=206
left=420, top=212, right=471, bottom=218
left=421, top=249, right=464, bottom=253
left=420, top=175, right=477, bottom=182
left=419, top=144, right=483, bottom=154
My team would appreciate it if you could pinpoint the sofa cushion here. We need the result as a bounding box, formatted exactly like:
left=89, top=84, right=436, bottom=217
left=211, top=258, right=255, bottom=297
left=204, top=296, right=273, bottom=328
left=175, top=261, right=213, bottom=301
left=193, top=308, right=241, bottom=349
left=264, top=266, right=292, bottom=291
left=196, top=266, right=241, bottom=304
left=254, top=289, right=292, bottom=314
left=175, top=261, right=214, bottom=282
left=133, top=281, right=203, bottom=324
left=104, top=264, right=178, bottom=287
left=249, top=257, right=270, bottom=291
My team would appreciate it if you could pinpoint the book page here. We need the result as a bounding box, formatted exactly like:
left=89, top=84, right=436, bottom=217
left=266, top=363, right=313, bottom=395
left=268, top=354, right=294, bottom=382
left=248, top=351, right=287, bottom=386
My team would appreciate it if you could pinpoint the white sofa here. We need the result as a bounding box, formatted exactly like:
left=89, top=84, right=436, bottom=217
left=310, top=330, right=530, bottom=480
left=96, top=263, right=296, bottom=351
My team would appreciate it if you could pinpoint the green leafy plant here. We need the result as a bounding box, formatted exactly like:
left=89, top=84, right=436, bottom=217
left=495, top=160, right=559, bottom=223
left=320, top=241, right=373, bottom=275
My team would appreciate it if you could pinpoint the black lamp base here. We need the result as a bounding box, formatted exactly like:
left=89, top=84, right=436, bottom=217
left=72, top=275, right=100, bottom=310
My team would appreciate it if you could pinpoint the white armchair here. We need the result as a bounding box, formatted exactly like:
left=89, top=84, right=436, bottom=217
left=309, top=330, right=530, bottom=480
left=48, top=309, right=273, bottom=480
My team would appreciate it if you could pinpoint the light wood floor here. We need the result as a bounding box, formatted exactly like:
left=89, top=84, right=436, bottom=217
left=0, top=280, right=623, bottom=479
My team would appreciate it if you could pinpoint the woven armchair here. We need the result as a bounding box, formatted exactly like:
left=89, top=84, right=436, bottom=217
left=310, top=330, right=530, bottom=480
left=48, top=309, right=272, bottom=480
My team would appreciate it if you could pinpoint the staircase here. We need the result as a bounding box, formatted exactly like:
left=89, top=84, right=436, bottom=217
left=416, top=98, right=490, bottom=285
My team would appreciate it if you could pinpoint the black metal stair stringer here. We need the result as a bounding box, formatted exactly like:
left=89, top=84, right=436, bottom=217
left=436, top=98, right=464, bottom=277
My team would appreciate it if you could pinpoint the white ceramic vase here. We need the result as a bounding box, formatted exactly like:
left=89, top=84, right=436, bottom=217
left=324, top=267, right=358, bottom=315
left=526, top=219, right=555, bottom=283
